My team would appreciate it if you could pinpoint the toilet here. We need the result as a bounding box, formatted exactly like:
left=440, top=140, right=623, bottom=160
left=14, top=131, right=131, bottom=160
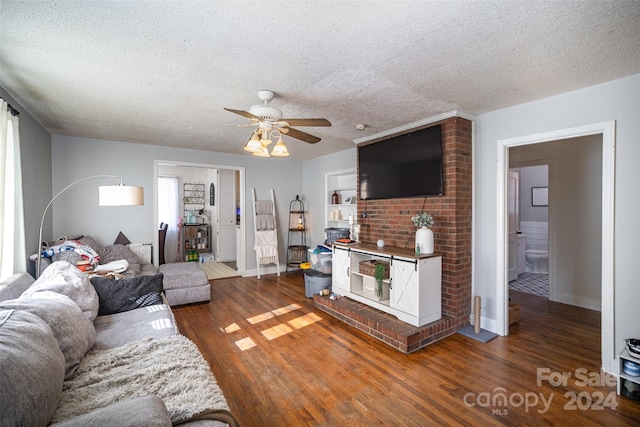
left=525, top=249, right=549, bottom=274
left=520, top=221, right=549, bottom=275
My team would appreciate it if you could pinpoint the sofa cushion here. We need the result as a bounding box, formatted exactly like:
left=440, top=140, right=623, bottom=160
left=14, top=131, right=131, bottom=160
left=0, top=291, right=96, bottom=378
left=52, top=395, right=172, bottom=427
left=90, top=273, right=164, bottom=316
left=0, top=309, right=65, bottom=427
left=93, top=304, right=178, bottom=350
left=0, top=272, right=35, bottom=303
left=23, top=261, right=100, bottom=321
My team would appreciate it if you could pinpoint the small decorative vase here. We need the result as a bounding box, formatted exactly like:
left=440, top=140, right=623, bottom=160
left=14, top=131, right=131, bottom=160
left=415, top=226, right=434, bottom=254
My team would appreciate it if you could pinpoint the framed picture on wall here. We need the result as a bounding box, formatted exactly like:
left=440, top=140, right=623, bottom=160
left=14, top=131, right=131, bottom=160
left=531, top=186, right=548, bottom=206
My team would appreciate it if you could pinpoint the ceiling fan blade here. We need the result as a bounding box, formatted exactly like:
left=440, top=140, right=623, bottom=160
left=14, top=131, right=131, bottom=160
left=224, top=108, right=261, bottom=121
left=284, top=127, right=321, bottom=144
left=280, top=118, right=331, bottom=127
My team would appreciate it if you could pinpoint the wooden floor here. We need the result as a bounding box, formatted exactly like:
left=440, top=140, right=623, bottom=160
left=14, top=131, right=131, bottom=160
left=173, top=271, right=640, bottom=426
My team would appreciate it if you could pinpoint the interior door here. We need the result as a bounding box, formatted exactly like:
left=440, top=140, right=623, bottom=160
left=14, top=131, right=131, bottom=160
left=216, top=169, right=237, bottom=262
left=507, top=170, right=520, bottom=281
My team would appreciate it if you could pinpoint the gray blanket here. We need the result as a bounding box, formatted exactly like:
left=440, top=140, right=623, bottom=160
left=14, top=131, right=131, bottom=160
left=52, top=335, right=230, bottom=425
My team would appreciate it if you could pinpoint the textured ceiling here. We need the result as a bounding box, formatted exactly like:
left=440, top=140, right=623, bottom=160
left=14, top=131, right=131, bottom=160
left=1, top=1, right=639, bottom=160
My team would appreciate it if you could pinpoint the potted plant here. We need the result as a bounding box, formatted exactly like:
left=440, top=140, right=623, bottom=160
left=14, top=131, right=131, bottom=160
left=411, top=212, right=435, bottom=254
left=374, top=262, right=386, bottom=299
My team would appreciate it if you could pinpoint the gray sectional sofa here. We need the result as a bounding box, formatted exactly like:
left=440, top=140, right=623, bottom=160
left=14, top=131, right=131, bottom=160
left=0, top=261, right=237, bottom=427
left=36, top=234, right=210, bottom=306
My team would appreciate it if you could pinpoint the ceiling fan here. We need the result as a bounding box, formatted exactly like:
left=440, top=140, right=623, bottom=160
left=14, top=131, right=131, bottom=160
left=224, top=90, right=331, bottom=157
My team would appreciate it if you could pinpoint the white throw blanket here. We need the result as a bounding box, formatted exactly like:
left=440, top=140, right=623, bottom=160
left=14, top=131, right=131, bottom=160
left=92, top=259, right=129, bottom=274
left=51, top=335, right=230, bottom=424
left=254, top=229, right=278, bottom=264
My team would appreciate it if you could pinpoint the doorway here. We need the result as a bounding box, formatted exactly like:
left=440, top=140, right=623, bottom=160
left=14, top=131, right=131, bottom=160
left=508, top=164, right=550, bottom=299
left=496, top=121, right=615, bottom=373
left=153, top=160, right=246, bottom=276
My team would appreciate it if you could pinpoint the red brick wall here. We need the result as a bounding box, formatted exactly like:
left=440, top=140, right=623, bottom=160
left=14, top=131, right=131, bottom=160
left=356, top=117, right=472, bottom=322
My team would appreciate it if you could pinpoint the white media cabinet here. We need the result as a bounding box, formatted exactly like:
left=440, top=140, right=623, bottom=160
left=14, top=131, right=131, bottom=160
left=332, top=243, right=442, bottom=327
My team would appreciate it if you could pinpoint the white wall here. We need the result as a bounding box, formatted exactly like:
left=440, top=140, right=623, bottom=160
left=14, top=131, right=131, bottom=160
left=302, top=148, right=357, bottom=247
left=51, top=135, right=303, bottom=273
left=516, top=164, right=548, bottom=223
left=474, top=74, right=640, bottom=354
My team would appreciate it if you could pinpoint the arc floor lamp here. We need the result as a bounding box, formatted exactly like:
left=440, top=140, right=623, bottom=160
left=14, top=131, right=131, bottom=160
left=36, top=175, right=144, bottom=278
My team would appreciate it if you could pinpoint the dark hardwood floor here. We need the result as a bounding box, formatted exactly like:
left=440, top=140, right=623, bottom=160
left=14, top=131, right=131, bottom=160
left=173, top=271, right=640, bottom=426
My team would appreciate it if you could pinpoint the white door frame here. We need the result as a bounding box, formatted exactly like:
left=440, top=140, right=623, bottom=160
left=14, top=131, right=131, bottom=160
left=153, top=160, right=246, bottom=275
left=496, top=121, right=615, bottom=372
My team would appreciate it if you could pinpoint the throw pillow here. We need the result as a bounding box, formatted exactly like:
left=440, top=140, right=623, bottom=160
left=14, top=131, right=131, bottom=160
left=1, top=291, right=96, bottom=378
left=23, top=261, right=100, bottom=321
left=90, top=273, right=164, bottom=316
left=79, top=235, right=101, bottom=252
left=114, top=231, right=131, bottom=245
left=98, top=244, right=142, bottom=275
left=0, top=309, right=65, bottom=427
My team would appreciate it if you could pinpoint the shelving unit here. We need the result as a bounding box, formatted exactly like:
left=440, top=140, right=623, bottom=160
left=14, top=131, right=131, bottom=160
left=182, top=224, right=210, bottom=261
left=618, top=349, right=640, bottom=399
left=325, top=169, right=357, bottom=228
left=286, top=195, right=307, bottom=271
left=183, top=182, right=205, bottom=222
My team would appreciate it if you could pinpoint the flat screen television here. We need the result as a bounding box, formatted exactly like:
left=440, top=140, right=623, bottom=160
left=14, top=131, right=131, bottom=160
left=358, top=124, right=443, bottom=200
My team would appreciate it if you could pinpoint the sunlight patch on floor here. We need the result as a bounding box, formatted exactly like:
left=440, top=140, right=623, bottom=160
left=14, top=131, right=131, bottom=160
left=246, top=303, right=302, bottom=325
left=261, top=323, right=294, bottom=340
left=235, top=337, right=256, bottom=351
left=224, top=323, right=241, bottom=333
left=231, top=304, right=317, bottom=349
left=288, top=312, right=322, bottom=329
left=246, top=312, right=275, bottom=324
left=272, top=303, right=301, bottom=316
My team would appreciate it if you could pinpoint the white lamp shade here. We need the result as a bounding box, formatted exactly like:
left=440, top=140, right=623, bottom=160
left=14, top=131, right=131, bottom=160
left=99, top=185, right=144, bottom=206
left=244, top=135, right=262, bottom=152
left=271, top=139, right=290, bottom=156
left=252, top=146, right=271, bottom=157
left=259, top=134, right=273, bottom=146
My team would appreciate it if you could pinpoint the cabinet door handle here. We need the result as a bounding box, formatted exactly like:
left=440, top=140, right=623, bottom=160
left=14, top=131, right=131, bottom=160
left=346, top=266, right=350, bottom=277
left=389, top=277, right=393, bottom=289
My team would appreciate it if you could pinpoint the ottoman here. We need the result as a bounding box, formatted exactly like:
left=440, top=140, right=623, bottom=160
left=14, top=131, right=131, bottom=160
left=158, top=262, right=210, bottom=306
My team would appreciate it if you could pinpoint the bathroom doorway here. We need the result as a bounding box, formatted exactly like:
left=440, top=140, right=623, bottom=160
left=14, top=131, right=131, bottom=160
left=496, top=121, right=615, bottom=372
left=508, top=164, right=549, bottom=299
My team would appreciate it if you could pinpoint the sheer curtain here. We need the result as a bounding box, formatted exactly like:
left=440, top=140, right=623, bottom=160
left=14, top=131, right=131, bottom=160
left=158, top=176, right=180, bottom=263
left=0, top=99, right=26, bottom=280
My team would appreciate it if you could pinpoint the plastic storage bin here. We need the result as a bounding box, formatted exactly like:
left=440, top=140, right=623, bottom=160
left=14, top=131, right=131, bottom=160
left=308, top=249, right=332, bottom=274
left=304, top=269, right=332, bottom=298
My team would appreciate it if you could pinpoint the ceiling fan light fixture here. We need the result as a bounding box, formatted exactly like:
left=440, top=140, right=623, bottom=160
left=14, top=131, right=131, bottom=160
left=226, top=90, right=331, bottom=158
left=253, top=145, right=270, bottom=157
left=244, top=133, right=262, bottom=152
left=259, top=133, right=273, bottom=146
left=271, top=137, right=290, bottom=157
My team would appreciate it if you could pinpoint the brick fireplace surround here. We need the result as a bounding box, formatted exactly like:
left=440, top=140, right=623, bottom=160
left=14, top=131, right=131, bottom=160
left=314, top=116, right=473, bottom=353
